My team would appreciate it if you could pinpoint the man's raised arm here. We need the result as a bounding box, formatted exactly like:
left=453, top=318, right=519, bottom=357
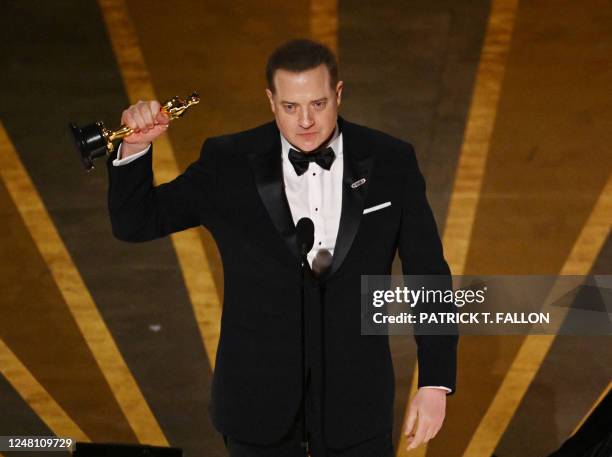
left=106, top=100, right=217, bottom=242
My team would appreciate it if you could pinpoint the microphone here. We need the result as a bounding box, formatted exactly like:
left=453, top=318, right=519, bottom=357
left=296, top=217, right=314, bottom=257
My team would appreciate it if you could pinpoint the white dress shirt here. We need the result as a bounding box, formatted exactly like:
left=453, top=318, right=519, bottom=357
left=113, top=143, right=150, bottom=166
left=280, top=126, right=343, bottom=269
left=113, top=131, right=451, bottom=393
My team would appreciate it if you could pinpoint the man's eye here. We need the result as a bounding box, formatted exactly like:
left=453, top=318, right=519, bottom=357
left=284, top=104, right=295, bottom=111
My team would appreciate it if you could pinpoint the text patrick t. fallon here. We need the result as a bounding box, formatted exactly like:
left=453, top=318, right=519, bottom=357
left=372, top=312, right=551, bottom=325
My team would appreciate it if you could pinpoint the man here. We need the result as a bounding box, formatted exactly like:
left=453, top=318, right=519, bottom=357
left=108, top=39, right=457, bottom=456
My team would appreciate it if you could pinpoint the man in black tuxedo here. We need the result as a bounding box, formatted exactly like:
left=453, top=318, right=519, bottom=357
left=107, top=39, right=457, bottom=456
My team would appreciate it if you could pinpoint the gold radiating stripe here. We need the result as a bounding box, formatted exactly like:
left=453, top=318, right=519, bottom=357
left=310, top=0, right=338, bottom=55
left=463, top=174, right=612, bottom=456
left=572, top=382, right=611, bottom=435
left=442, top=0, right=519, bottom=276
left=0, top=123, right=166, bottom=446
left=397, top=1, right=518, bottom=455
left=0, top=337, right=88, bottom=441
left=97, top=0, right=222, bottom=367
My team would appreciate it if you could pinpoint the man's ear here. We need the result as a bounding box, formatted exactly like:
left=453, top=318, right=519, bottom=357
left=335, top=81, right=344, bottom=107
left=265, top=88, right=276, bottom=113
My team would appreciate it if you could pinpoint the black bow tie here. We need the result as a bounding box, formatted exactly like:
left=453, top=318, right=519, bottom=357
left=288, top=146, right=336, bottom=176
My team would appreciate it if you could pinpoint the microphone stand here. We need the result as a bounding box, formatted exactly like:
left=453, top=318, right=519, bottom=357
left=296, top=217, right=315, bottom=456
left=299, top=246, right=313, bottom=455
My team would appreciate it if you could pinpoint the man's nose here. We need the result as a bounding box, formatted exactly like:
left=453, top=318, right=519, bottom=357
left=299, top=108, right=315, bottom=129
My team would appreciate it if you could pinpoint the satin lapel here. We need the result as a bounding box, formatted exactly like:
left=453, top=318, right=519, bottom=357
left=323, top=118, right=373, bottom=280
left=246, top=123, right=299, bottom=260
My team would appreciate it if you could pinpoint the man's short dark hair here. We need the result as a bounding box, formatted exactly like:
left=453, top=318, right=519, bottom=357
left=266, top=39, right=338, bottom=93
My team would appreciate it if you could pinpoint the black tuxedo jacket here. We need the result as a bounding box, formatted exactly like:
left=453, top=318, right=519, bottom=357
left=107, top=116, right=457, bottom=448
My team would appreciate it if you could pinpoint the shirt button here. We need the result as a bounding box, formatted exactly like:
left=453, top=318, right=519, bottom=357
left=318, top=242, right=322, bottom=245
left=315, top=208, right=318, bottom=211
left=312, top=173, right=316, bottom=176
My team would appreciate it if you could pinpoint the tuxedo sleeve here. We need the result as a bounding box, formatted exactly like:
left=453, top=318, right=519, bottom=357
left=107, top=138, right=217, bottom=242
left=397, top=144, right=458, bottom=395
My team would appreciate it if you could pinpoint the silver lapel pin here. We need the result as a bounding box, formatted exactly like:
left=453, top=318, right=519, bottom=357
left=351, top=178, right=366, bottom=189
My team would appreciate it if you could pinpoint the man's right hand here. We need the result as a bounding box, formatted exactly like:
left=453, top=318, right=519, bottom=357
left=120, top=100, right=170, bottom=157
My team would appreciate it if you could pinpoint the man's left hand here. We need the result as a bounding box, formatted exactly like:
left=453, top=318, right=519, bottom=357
left=403, top=387, right=447, bottom=451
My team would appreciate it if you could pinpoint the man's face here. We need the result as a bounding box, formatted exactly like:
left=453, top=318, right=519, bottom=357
left=266, top=64, right=343, bottom=153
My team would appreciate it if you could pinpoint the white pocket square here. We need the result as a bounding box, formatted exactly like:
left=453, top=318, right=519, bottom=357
left=363, top=201, right=391, bottom=214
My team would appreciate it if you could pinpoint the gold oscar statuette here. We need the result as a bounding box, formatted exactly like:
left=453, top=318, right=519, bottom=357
left=69, top=92, right=200, bottom=171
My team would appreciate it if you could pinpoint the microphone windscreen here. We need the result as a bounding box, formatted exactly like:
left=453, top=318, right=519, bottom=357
left=296, top=217, right=315, bottom=255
